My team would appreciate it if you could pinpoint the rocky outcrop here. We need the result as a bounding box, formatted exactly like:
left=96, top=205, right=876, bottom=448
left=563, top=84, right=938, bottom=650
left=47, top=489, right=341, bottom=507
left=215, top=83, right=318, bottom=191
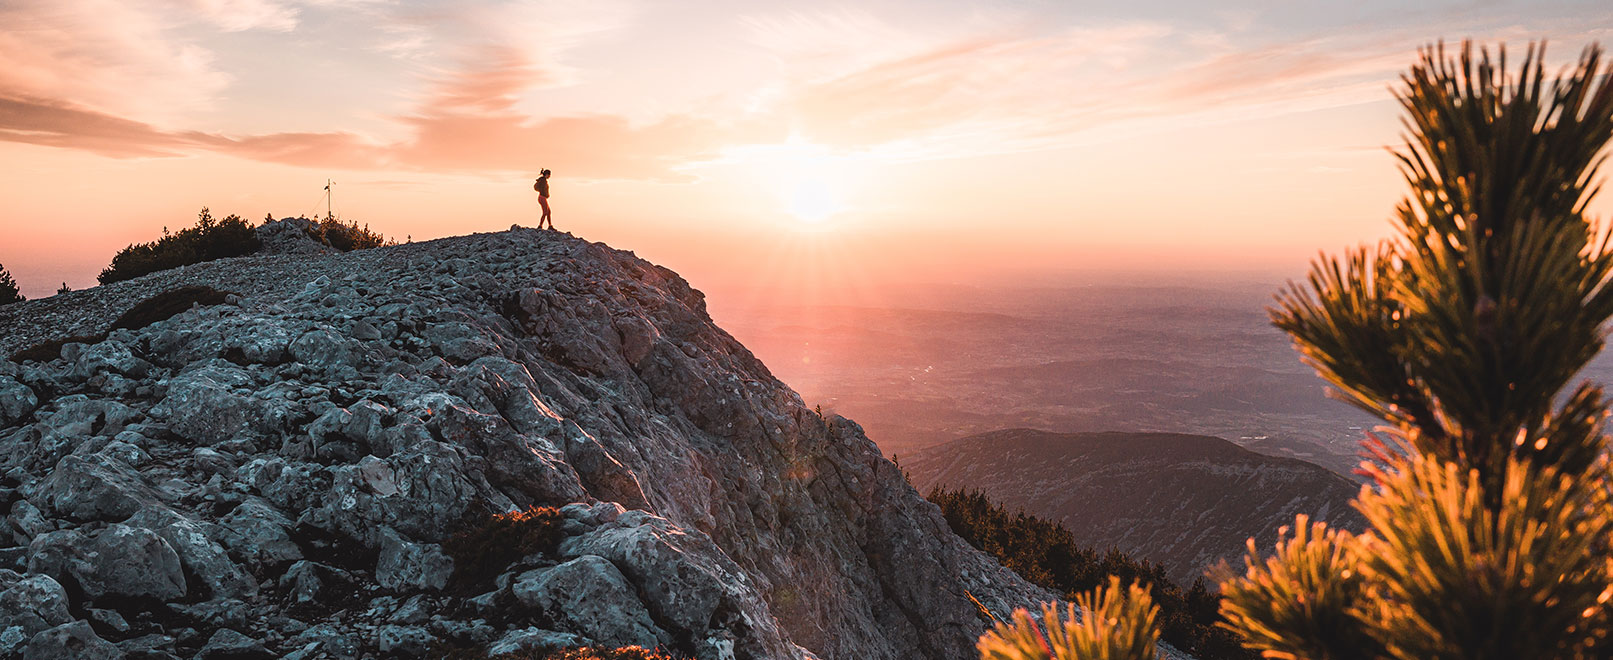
left=0, top=228, right=1050, bottom=659
left=253, top=218, right=338, bottom=256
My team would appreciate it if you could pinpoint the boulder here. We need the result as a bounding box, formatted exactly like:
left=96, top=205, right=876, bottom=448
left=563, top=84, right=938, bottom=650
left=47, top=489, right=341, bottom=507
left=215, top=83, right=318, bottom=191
left=8, top=500, right=52, bottom=545
left=217, top=498, right=302, bottom=569
left=375, top=528, right=453, bottom=592
left=0, top=572, right=71, bottom=655
left=288, top=329, right=357, bottom=371
left=158, top=365, right=262, bottom=445
left=30, top=454, right=160, bottom=522
left=0, top=378, right=37, bottom=427
left=486, top=627, right=583, bottom=656
left=23, top=620, right=122, bottom=660
left=126, top=508, right=257, bottom=600
left=196, top=628, right=272, bottom=660
left=305, top=440, right=482, bottom=544
left=221, top=319, right=296, bottom=365
left=28, top=525, right=186, bottom=601
left=70, top=341, right=151, bottom=381
left=510, top=555, right=663, bottom=648
left=376, top=625, right=434, bottom=657
left=426, top=403, right=585, bottom=508
left=561, top=513, right=797, bottom=660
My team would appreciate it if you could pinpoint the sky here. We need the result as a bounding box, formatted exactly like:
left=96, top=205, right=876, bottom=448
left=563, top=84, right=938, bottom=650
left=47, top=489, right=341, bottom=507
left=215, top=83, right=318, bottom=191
left=1, top=0, right=1611, bottom=302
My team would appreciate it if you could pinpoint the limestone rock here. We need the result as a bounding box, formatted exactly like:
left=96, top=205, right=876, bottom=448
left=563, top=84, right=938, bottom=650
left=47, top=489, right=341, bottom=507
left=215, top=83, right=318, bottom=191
left=375, top=625, right=433, bottom=657
left=511, top=555, right=663, bottom=648
left=0, top=229, right=1061, bottom=660
left=0, top=571, right=71, bottom=654
left=375, top=528, right=453, bottom=592
left=197, top=628, right=272, bottom=660
left=30, top=454, right=160, bottom=522
left=0, top=378, right=36, bottom=427
left=289, top=329, right=357, bottom=371
left=29, top=525, right=186, bottom=601
left=486, top=627, right=582, bottom=656
left=23, top=620, right=122, bottom=660
left=217, top=498, right=302, bottom=569
left=157, top=364, right=262, bottom=445
left=127, top=507, right=257, bottom=600
left=561, top=512, right=797, bottom=659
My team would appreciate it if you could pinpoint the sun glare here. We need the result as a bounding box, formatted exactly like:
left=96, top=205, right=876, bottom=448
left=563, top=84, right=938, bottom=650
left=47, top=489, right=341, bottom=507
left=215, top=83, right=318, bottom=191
left=786, top=178, right=842, bottom=223
left=718, top=139, right=858, bottom=226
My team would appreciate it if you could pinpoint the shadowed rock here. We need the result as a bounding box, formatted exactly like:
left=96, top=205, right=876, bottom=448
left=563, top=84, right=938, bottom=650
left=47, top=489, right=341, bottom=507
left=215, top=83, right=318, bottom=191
left=0, top=228, right=1063, bottom=660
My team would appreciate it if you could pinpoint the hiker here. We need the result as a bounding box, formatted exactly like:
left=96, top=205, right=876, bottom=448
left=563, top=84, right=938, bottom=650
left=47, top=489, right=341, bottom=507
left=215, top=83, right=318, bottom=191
left=534, top=170, right=553, bottom=230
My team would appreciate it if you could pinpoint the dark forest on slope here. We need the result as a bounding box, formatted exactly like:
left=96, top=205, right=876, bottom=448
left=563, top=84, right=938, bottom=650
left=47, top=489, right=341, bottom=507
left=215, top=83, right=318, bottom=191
left=926, top=487, right=1256, bottom=660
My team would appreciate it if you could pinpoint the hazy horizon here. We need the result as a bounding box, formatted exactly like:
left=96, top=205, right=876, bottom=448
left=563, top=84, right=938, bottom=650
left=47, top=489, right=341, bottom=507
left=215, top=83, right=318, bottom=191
left=4, top=1, right=1612, bottom=300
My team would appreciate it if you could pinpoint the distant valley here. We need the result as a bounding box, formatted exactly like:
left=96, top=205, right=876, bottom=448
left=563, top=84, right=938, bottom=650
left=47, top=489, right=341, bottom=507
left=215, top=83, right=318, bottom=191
left=903, top=429, right=1365, bottom=585
left=716, top=278, right=1613, bottom=479
left=716, top=279, right=1376, bottom=477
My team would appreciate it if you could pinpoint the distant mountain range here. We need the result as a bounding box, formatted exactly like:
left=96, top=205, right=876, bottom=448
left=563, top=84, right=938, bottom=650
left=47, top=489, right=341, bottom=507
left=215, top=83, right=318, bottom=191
left=715, top=289, right=1380, bottom=478
left=903, top=429, right=1365, bottom=585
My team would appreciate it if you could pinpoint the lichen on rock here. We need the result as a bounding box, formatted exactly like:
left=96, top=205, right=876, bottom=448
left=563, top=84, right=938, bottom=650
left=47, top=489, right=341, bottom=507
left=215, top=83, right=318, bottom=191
left=0, top=228, right=1052, bottom=659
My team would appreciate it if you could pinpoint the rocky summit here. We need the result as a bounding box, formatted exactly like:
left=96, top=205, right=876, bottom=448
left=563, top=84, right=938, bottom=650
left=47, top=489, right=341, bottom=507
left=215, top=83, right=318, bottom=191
left=0, top=228, right=1052, bottom=660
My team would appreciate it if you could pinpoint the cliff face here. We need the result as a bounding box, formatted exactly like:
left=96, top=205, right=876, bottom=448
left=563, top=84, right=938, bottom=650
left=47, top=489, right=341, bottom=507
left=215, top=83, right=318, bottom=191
left=905, top=430, right=1365, bottom=586
left=0, top=228, right=1048, bottom=660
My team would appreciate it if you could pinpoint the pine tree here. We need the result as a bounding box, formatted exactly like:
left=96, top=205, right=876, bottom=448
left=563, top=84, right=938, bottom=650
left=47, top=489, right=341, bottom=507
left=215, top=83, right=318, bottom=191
left=976, top=40, right=1613, bottom=660
left=0, top=263, right=22, bottom=306
left=1219, top=41, right=1613, bottom=660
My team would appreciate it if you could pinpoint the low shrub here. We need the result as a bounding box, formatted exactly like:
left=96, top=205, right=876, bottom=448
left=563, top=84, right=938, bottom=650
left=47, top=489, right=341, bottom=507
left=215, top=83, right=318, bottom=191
left=508, top=648, right=681, bottom=660
left=979, top=578, right=1160, bottom=660
left=434, top=644, right=684, bottom=660
left=442, top=506, right=565, bottom=593
left=0, top=264, right=22, bottom=306
left=309, top=217, right=389, bottom=251
left=99, top=208, right=260, bottom=284
left=111, top=286, right=233, bottom=332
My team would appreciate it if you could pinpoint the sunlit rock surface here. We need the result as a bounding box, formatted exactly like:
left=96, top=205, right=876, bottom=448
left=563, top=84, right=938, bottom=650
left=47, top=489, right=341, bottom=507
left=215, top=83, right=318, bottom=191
left=0, top=228, right=1058, bottom=659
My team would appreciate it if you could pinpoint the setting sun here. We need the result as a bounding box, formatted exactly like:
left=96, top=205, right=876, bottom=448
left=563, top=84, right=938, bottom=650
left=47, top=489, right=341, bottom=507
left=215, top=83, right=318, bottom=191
left=785, top=177, right=843, bottom=224
left=714, top=139, right=862, bottom=225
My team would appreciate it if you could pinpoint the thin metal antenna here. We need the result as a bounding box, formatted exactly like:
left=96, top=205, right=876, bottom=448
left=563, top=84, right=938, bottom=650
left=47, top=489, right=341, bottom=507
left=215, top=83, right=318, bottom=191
left=325, top=179, right=333, bottom=220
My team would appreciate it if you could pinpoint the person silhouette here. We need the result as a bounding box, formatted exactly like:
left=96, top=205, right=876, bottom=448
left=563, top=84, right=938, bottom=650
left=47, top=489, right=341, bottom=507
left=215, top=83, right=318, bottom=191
left=533, top=170, right=553, bottom=230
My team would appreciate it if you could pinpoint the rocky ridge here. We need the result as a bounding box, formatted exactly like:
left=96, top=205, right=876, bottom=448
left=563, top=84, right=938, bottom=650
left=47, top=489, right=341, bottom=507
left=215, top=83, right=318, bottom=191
left=0, top=228, right=1054, bottom=659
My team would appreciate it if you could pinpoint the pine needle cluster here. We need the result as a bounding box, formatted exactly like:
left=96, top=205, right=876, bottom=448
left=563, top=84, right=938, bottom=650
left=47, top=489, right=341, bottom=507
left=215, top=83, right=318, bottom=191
left=1220, top=41, right=1613, bottom=660
left=977, top=40, right=1613, bottom=660
left=979, top=577, right=1161, bottom=660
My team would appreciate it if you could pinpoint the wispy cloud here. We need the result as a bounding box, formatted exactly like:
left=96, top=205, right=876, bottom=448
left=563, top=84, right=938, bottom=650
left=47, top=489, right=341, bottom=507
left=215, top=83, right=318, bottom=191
left=0, top=46, right=767, bottom=181
left=0, top=0, right=232, bottom=122
left=185, top=0, right=301, bottom=32
left=1, top=0, right=1608, bottom=180
left=0, top=95, right=199, bottom=157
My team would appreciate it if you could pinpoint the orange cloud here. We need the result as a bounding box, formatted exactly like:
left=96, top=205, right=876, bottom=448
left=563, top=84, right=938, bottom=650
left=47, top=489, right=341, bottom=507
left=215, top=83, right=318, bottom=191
left=0, top=95, right=199, bottom=157
left=0, top=47, right=771, bottom=181
left=0, top=1, right=232, bottom=123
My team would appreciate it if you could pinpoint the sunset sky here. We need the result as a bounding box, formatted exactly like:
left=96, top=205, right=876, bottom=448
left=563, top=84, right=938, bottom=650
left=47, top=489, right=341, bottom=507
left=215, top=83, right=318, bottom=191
left=2, top=0, right=1611, bottom=301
